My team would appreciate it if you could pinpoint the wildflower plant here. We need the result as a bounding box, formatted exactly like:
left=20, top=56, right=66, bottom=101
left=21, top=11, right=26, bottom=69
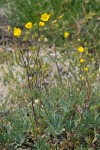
left=12, top=13, right=54, bottom=128
left=9, top=9, right=99, bottom=147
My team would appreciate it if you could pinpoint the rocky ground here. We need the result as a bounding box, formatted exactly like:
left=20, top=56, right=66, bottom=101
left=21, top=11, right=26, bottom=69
left=0, top=11, right=23, bottom=111
left=0, top=13, right=9, bottom=103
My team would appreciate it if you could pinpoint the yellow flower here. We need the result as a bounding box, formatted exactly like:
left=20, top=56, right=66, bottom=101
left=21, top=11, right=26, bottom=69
left=80, top=58, right=84, bottom=63
left=39, top=21, right=45, bottom=27
left=80, top=74, right=85, bottom=80
left=52, top=20, right=57, bottom=25
left=25, top=22, right=32, bottom=29
left=91, top=58, right=94, bottom=61
left=58, top=15, right=63, bottom=19
left=64, top=32, right=69, bottom=38
left=7, top=26, right=10, bottom=31
left=77, top=46, right=84, bottom=53
left=40, top=13, right=50, bottom=22
left=84, top=67, right=89, bottom=71
left=64, top=43, right=67, bottom=47
left=34, top=23, right=37, bottom=26
left=81, top=76, right=84, bottom=80
left=14, top=27, right=21, bottom=37
left=86, top=51, right=89, bottom=55
left=77, top=39, right=80, bottom=42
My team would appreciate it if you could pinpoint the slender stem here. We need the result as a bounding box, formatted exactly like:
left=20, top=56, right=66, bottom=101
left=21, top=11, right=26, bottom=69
left=31, top=99, right=38, bottom=128
left=72, top=78, right=92, bottom=137
left=84, top=78, right=91, bottom=108
left=20, top=48, right=38, bottom=128
left=55, top=61, right=63, bottom=84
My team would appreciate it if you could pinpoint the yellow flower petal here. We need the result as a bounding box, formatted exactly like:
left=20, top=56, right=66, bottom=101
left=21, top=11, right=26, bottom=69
left=7, top=26, right=10, bottom=31
left=58, top=15, right=63, bottom=19
left=39, top=21, right=45, bottom=27
left=77, top=46, right=84, bottom=53
left=25, top=22, right=32, bottom=29
left=84, top=67, right=89, bottom=71
left=14, top=27, right=21, bottom=37
left=80, top=58, right=84, bottom=63
left=81, top=76, right=84, bottom=80
left=77, top=39, right=80, bottom=42
left=40, top=13, right=50, bottom=22
left=64, top=32, right=69, bottom=38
